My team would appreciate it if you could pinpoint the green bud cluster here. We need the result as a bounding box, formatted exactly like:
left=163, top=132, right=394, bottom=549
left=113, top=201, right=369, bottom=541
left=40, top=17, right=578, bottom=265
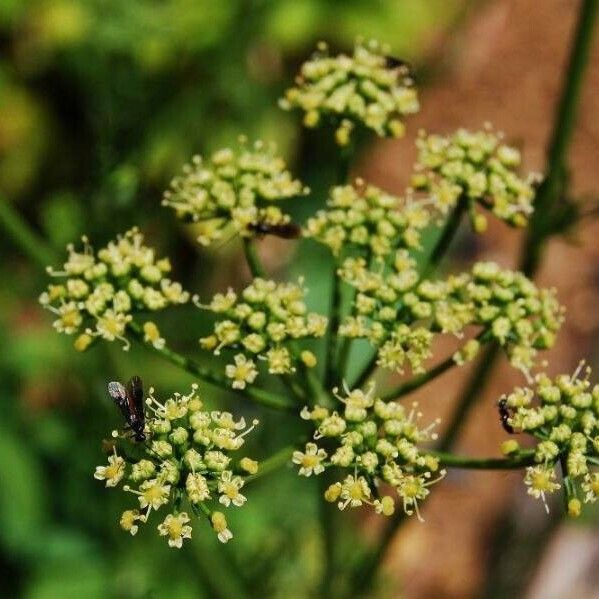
left=39, top=228, right=189, bottom=351
left=303, top=181, right=430, bottom=260
left=280, top=40, right=419, bottom=146
left=338, top=254, right=563, bottom=375
left=502, top=364, right=599, bottom=513
left=197, top=278, right=328, bottom=389
left=295, top=384, right=444, bottom=520
left=162, top=139, right=308, bottom=246
left=412, top=127, right=538, bottom=231
left=94, top=384, right=259, bottom=547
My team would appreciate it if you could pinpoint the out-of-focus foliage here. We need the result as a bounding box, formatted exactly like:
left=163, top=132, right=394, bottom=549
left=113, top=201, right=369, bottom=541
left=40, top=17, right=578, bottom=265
left=0, top=1, right=463, bottom=596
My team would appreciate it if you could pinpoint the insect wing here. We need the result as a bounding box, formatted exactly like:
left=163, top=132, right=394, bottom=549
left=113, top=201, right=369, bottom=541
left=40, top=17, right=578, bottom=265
left=125, top=376, right=146, bottom=437
left=108, top=381, right=130, bottom=419
left=126, top=376, right=144, bottom=415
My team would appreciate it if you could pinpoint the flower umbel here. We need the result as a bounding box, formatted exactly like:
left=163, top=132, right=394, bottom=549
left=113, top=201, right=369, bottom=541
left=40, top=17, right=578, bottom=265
left=501, top=363, right=599, bottom=515
left=162, top=139, right=307, bottom=246
left=298, top=383, right=445, bottom=520
left=40, top=229, right=189, bottom=350
left=338, top=253, right=563, bottom=376
left=412, top=127, right=538, bottom=229
left=280, top=40, right=419, bottom=145
left=197, top=277, right=327, bottom=388
left=304, top=180, right=430, bottom=260
left=95, top=384, right=259, bottom=547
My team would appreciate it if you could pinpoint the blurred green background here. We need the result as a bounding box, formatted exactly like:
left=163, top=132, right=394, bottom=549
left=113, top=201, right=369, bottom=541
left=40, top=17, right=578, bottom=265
left=0, top=2, right=468, bottom=597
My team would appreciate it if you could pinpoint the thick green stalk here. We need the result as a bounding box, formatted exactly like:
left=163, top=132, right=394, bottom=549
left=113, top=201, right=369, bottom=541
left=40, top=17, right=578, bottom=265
left=319, top=147, right=354, bottom=598
left=128, top=323, right=294, bottom=412
left=318, top=474, right=337, bottom=598
left=520, top=0, right=599, bottom=276
left=0, top=197, right=58, bottom=268
left=324, top=147, right=354, bottom=391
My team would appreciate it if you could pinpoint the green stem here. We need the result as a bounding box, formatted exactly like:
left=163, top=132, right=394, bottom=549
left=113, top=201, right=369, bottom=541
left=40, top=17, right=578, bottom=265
left=300, top=362, right=332, bottom=407
left=520, top=0, right=599, bottom=276
left=431, top=449, right=536, bottom=470
left=242, top=237, right=266, bottom=278
left=335, top=336, right=353, bottom=386
left=347, top=347, right=380, bottom=390
left=128, top=322, right=294, bottom=412
left=422, top=195, right=468, bottom=276
left=351, top=510, right=407, bottom=596
left=0, top=197, right=58, bottom=268
left=245, top=445, right=293, bottom=483
left=325, top=265, right=342, bottom=389
left=318, top=474, right=336, bottom=598
left=381, top=353, right=457, bottom=401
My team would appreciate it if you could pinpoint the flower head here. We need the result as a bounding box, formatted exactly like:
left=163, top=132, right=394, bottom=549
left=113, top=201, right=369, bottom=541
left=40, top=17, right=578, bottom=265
left=94, top=452, right=125, bottom=487
left=280, top=40, right=418, bottom=144
left=412, top=127, right=539, bottom=229
left=338, top=254, right=563, bottom=376
left=292, top=443, right=327, bottom=476
left=40, top=229, right=188, bottom=350
left=198, top=278, right=327, bottom=388
left=157, top=512, right=192, bottom=548
left=94, top=384, right=259, bottom=546
left=162, top=139, right=307, bottom=246
left=296, top=384, right=442, bottom=519
left=503, top=363, right=599, bottom=516
left=304, top=181, right=429, bottom=260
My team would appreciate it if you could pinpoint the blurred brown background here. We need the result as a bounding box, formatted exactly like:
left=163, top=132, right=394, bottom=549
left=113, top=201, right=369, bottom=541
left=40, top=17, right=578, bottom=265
left=358, top=1, right=599, bottom=597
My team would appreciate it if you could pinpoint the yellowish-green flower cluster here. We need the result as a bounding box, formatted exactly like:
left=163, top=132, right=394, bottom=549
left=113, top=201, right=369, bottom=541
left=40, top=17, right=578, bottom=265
left=196, top=278, right=328, bottom=389
left=303, top=181, right=430, bottom=260
left=338, top=254, right=563, bottom=375
left=295, top=384, right=445, bottom=520
left=162, top=139, right=307, bottom=246
left=94, top=384, right=259, bottom=547
left=412, top=128, right=538, bottom=230
left=280, top=40, right=419, bottom=146
left=501, top=364, right=599, bottom=514
left=39, top=228, right=189, bottom=351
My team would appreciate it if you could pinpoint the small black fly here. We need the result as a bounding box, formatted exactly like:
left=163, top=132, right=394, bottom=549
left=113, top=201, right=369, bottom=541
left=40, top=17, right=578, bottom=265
left=498, top=398, right=515, bottom=434
left=108, top=375, right=146, bottom=441
left=247, top=221, right=301, bottom=239
left=384, top=55, right=411, bottom=71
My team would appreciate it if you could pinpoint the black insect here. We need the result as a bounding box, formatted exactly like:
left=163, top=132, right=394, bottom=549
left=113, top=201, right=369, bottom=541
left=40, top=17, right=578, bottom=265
left=248, top=221, right=301, bottom=239
left=498, top=398, right=515, bottom=434
left=384, top=55, right=412, bottom=72
left=108, top=375, right=146, bottom=441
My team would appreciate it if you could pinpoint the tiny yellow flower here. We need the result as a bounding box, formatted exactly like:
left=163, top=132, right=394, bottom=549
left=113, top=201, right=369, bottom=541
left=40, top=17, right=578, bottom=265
left=157, top=512, right=192, bottom=548
left=94, top=453, right=125, bottom=487
left=211, top=511, right=233, bottom=543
